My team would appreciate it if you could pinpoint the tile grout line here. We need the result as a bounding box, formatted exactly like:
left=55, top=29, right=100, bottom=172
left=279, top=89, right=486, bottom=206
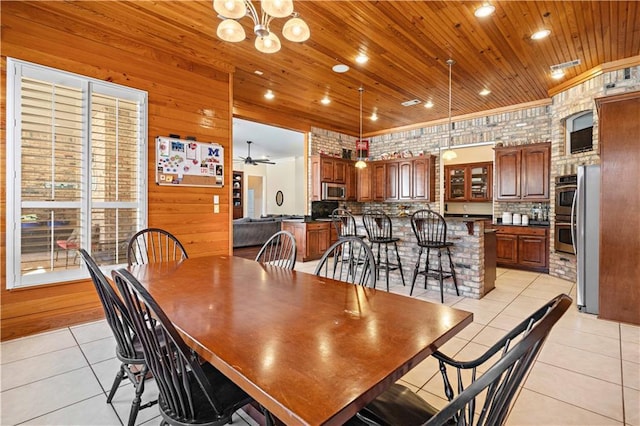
left=69, top=325, right=126, bottom=426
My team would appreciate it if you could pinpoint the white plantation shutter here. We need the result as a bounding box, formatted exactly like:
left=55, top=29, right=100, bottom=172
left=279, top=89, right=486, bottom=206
left=6, top=59, right=147, bottom=288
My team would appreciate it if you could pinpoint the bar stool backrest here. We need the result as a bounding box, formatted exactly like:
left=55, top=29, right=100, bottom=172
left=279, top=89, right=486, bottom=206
left=411, top=209, right=448, bottom=246
left=331, top=208, right=359, bottom=238
left=363, top=211, right=393, bottom=241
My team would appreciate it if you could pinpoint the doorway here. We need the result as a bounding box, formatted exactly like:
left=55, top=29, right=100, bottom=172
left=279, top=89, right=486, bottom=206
left=247, top=175, right=264, bottom=218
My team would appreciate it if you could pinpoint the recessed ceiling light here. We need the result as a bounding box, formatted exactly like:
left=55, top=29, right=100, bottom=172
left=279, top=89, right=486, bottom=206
left=424, top=100, right=434, bottom=109
left=474, top=3, right=495, bottom=18
left=551, top=69, right=565, bottom=79
left=332, top=64, right=349, bottom=73
left=370, top=112, right=378, bottom=121
left=264, top=89, right=275, bottom=100
left=479, top=88, right=491, bottom=96
left=531, top=29, right=551, bottom=40
left=254, top=70, right=264, bottom=75
left=321, top=96, right=331, bottom=105
left=355, top=54, right=368, bottom=64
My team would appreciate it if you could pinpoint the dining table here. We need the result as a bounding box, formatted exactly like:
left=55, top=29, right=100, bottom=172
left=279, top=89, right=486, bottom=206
left=127, top=254, right=473, bottom=426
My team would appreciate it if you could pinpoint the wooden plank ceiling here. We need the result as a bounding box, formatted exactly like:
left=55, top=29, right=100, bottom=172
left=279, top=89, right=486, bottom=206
left=23, top=1, right=640, bottom=136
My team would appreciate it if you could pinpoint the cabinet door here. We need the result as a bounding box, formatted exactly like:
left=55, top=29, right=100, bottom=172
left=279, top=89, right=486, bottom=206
left=373, top=163, right=386, bottom=201
left=333, top=160, right=346, bottom=183
left=495, top=148, right=521, bottom=200
left=311, top=157, right=321, bottom=201
left=346, top=162, right=357, bottom=201
left=445, top=165, right=467, bottom=201
left=320, top=158, right=334, bottom=181
left=469, top=163, right=492, bottom=202
left=385, top=161, right=399, bottom=201
left=518, top=235, right=547, bottom=268
left=496, top=233, right=518, bottom=265
left=357, top=165, right=373, bottom=202
left=412, top=157, right=434, bottom=201
left=307, top=226, right=330, bottom=261
left=521, top=144, right=550, bottom=200
left=398, top=160, right=413, bottom=200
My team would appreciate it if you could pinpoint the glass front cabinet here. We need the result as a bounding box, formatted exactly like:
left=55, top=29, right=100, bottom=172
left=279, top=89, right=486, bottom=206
left=444, top=162, right=493, bottom=202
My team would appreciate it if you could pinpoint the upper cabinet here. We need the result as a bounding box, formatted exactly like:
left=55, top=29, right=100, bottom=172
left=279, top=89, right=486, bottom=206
left=444, top=162, right=492, bottom=202
left=311, top=155, right=355, bottom=201
left=495, top=143, right=550, bottom=201
left=359, top=156, right=435, bottom=202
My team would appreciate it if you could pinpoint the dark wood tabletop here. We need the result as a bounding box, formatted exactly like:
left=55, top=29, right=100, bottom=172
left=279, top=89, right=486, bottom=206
left=128, top=255, right=473, bottom=426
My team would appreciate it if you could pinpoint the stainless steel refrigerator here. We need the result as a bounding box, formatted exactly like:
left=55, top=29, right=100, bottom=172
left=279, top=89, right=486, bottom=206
left=572, top=164, right=600, bottom=314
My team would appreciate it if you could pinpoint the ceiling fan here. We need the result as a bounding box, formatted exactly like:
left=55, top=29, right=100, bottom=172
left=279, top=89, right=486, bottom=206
left=236, top=141, right=276, bottom=165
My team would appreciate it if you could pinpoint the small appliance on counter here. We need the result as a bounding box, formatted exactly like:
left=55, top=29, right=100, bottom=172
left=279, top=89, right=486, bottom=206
left=502, top=212, right=512, bottom=224
left=512, top=213, right=521, bottom=225
left=521, top=214, right=529, bottom=226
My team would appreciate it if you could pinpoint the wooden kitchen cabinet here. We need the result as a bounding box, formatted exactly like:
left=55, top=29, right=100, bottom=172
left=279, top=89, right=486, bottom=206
left=372, top=163, right=386, bottom=201
left=281, top=221, right=331, bottom=262
left=385, top=161, right=399, bottom=201
left=412, top=156, right=436, bottom=201
left=357, top=165, right=373, bottom=202
left=495, top=143, right=549, bottom=201
left=444, top=162, right=492, bottom=202
left=494, top=225, right=548, bottom=272
left=310, top=155, right=355, bottom=201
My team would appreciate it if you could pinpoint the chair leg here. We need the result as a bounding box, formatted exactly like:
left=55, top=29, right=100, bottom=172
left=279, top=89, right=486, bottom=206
left=446, top=247, right=460, bottom=296
left=127, top=364, right=148, bottom=426
left=437, top=249, right=444, bottom=303
left=424, top=248, right=431, bottom=290
left=384, top=242, right=390, bottom=291
left=394, top=241, right=405, bottom=286
left=410, top=247, right=423, bottom=296
left=107, top=364, right=126, bottom=403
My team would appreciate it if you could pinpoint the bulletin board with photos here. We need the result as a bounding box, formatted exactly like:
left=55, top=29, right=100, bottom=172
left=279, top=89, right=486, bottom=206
left=155, top=136, right=224, bottom=187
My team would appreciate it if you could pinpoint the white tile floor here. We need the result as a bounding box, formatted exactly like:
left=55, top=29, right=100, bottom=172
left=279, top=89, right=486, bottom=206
left=1, top=264, right=638, bottom=425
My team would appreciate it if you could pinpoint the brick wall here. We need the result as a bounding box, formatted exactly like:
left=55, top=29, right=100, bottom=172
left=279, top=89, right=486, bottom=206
left=310, top=65, right=640, bottom=283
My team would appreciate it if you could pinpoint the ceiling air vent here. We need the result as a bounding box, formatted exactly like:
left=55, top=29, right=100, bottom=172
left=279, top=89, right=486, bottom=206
left=401, top=99, right=421, bottom=107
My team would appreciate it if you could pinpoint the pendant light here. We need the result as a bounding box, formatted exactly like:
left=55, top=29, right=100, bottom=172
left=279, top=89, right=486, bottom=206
left=442, top=59, right=457, bottom=161
left=355, top=87, right=367, bottom=169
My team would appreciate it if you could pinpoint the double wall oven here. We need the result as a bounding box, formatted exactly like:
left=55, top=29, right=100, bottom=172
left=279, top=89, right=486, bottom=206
left=555, top=174, right=577, bottom=254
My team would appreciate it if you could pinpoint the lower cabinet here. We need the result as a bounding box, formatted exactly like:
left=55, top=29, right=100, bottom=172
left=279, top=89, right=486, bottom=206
left=281, top=221, right=335, bottom=262
left=494, top=226, right=548, bottom=272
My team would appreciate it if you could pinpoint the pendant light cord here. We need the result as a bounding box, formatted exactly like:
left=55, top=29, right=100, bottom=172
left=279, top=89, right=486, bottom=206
left=359, top=87, right=363, bottom=143
left=447, top=59, right=454, bottom=150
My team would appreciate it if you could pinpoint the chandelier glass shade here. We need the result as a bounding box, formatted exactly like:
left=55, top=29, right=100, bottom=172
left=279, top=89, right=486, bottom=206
left=214, top=0, right=309, bottom=53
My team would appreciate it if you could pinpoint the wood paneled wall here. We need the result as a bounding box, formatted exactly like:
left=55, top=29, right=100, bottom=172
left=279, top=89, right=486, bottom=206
left=1, top=2, right=235, bottom=341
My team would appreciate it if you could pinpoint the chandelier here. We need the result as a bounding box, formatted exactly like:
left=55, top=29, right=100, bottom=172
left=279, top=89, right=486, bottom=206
left=442, top=59, right=457, bottom=161
left=214, top=0, right=310, bottom=54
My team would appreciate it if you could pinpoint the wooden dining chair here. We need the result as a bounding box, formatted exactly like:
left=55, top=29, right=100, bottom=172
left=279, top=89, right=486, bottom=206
left=255, top=230, right=297, bottom=270
left=127, top=227, right=188, bottom=266
left=79, top=249, right=157, bottom=426
left=112, top=268, right=254, bottom=426
left=314, top=236, right=377, bottom=288
left=346, top=294, right=573, bottom=426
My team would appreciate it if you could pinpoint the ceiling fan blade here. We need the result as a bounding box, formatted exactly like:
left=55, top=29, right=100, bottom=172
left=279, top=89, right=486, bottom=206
left=254, top=159, right=276, bottom=165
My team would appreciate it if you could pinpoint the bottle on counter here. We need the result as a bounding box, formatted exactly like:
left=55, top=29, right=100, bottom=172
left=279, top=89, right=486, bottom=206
left=522, top=214, right=529, bottom=226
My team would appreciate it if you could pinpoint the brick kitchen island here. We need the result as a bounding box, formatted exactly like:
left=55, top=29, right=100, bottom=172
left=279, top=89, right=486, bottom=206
left=353, top=215, right=495, bottom=299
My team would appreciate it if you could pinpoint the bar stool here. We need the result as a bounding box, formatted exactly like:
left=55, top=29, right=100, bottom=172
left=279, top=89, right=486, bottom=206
left=331, top=208, right=366, bottom=240
left=362, top=211, right=405, bottom=291
left=410, top=209, right=459, bottom=303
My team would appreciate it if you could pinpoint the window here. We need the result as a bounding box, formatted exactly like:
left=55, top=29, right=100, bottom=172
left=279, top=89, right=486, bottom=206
left=6, top=59, right=147, bottom=288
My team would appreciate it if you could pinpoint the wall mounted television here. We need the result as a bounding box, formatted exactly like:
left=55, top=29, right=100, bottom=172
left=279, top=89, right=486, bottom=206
left=570, top=126, right=593, bottom=154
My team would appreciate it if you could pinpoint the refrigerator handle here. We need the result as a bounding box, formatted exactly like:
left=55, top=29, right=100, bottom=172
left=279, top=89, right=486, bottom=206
left=571, top=182, right=578, bottom=254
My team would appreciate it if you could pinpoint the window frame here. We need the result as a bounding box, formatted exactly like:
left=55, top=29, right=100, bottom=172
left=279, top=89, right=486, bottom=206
left=6, top=58, right=148, bottom=289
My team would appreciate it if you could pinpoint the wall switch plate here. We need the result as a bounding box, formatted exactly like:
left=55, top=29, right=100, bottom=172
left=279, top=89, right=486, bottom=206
left=213, top=195, right=219, bottom=204
left=214, top=205, right=219, bottom=214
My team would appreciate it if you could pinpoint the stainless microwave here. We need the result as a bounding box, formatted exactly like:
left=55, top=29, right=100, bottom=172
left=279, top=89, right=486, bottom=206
left=322, top=182, right=346, bottom=200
